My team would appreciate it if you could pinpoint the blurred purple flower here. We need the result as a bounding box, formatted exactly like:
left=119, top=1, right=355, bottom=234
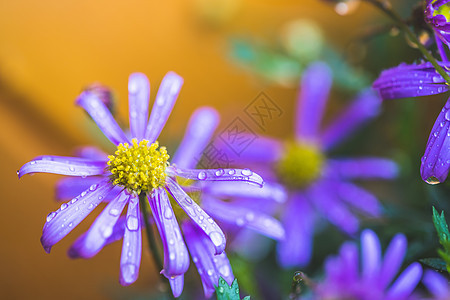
left=422, top=269, right=450, bottom=299
left=314, top=229, right=422, bottom=300
left=425, top=0, right=450, bottom=46
left=373, top=60, right=450, bottom=184
left=226, top=62, right=397, bottom=268
left=18, top=72, right=264, bottom=297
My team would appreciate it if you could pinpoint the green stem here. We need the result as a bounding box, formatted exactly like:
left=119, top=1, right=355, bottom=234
left=139, top=192, right=164, bottom=274
left=363, top=0, right=450, bottom=85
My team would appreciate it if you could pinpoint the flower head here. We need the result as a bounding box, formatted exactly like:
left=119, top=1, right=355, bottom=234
left=425, top=0, right=450, bottom=46
left=18, top=72, right=264, bottom=296
left=314, top=229, right=422, bottom=300
left=224, top=62, right=397, bottom=268
left=373, top=61, right=450, bottom=184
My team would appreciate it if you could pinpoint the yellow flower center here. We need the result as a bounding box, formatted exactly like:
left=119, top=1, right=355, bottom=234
left=275, top=142, right=324, bottom=188
left=433, top=1, right=450, bottom=22
left=107, top=139, right=169, bottom=194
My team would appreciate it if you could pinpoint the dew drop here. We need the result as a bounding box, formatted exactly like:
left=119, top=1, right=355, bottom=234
left=30, top=161, right=36, bottom=165
left=60, top=203, right=68, bottom=211
left=445, top=111, right=450, bottom=121
left=185, top=197, right=193, bottom=204
left=207, top=269, right=213, bottom=276
left=127, top=215, right=139, bottom=231
left=433, top=75, right=442, bottom=83
left=228, top=169, right=236, bottom=175
left=207, top=217, right=214, bottom=224
left=109, top=208, right=120, bottom=216
left=70, top=198, right=78, bottom=204
left=245, top=212, right=255, bottom=221
left=218, top=287, right=224, bottom=294
left=68, top=222, right=73, bottom=228
left=215, top=169, right=224, bottom=176
left=209, top=231, right=224, bottom=247
left=236, top=218, right=245, bottom=226
left=241, top=168, right=253, bottom=176
left=69, top=166, right=75, bottom=172
left=46, top=212, right=57, bottom=222
left=80, top=191, right=87, bottom=197
left=88, top=203, right=94, bottom=210
left=101, top=226, right=113, bottom=238
left=219, top=265, right=231, bottom=277
left=426, top=176, right=441, bottom=185
left=164, top=208, right=174, bottom=219
left=193, top=256, right=198, bottom=263
left=89, top=184, right=98, bottom=191
left=170, top=253, right=175, bottom=260
left=197, top=171, right=207, bottom=180
left=434, top=131, right=439, bottom=138
left=169, top=239, right=174, bottom=245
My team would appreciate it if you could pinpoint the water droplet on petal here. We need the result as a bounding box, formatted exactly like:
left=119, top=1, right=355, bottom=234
left=68, top=222, right=73, bottom=228
left=241, top=168, right=253, bottom=176
left=207, top=269, right=213, bottom=276
left=426, top=176, right=441, bottom=185
left=236, top=218, right=245, bottom=226
left=80, top=191, right=87, bottom=197
left=209, top=231, right=224, bottom=247
left=245, top=212, right=255, bottom=221
left=193, top=256, right=198, bottom=263
left=185, top=196, right=193, bottom=204
left=215, top=169, right=224, bottom=176
left=71, top=198, right=78, bottom=204
left=46, top=212, right=57, bottom=222
left=88, top=203, right=94, bottom=210
left=164, top=207, right=174, bottom=219
left=101, top=226, right=113, bottom=238
left=30, top=161, right=36, bottom=165
left=445, top=111, right=450, bottom=121
left=69, top=166, right=75, bottom=172
left=60, top=203, right=68, bottom=211
left=219, top=265, right=231, bottom=277
left=197, top=171, right=207, bottom=180
left=109, top=208, right=120, bottom=216
left=127, top=215, right=139, bottom=231
left=228, top=169, right=236, bottom=175
left=169, top=253, right=175, bottom=260
left=89, top=184, right=98, bottom=191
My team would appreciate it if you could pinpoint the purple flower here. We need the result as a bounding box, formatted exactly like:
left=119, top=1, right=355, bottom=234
left=226, top=62, right=397, bottom=268
left=422, top=269, right=450, bottom=299
left=314, top=229, right=423, bottom=300
left=373, top=61, right=450, bottom=184
left=425, top=0, right=450, bottom=46
left=18, top=72, right=264, bottom=296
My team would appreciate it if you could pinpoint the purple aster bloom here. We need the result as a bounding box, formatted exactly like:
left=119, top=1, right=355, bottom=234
left=373, top=60, right=450, bottom=184
left=422, top=269, right=450, bottom=299
left=314, top=229, right=423, bottom=300
left=18, top=72, right=264, bottom=296
left=425, top=0, right=450, bottom=46
left=225, top=62, right=397, bottom=268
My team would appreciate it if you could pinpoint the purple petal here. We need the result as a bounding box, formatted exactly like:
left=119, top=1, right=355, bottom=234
left=128, top=73, right=150, bottom=140
left=320, top=89, right=381, bottom=150
left=202, top=181, right=287, bottom=203
left=373, top=62, right=450, bottom=100
left=148, top=187, right=189, bottom=277
left=296, top=62, right=332, bottom=142
left=325, top=157, right=398, bottom=180
left=76, top=91, right=129, bottom=145
left=167, top=166, right=264, bottom=188
left=172, top=107, right=220, bottom=169
left=56, top=176, right=105, bottom=201
left=169, top=275, right=184, bottom=298
left=338, top=242, right=359, bottom=284
left=69, top=215, right=127, bottom=259
left=119, top=195, right=142, bottom=286
left=202, top=196, right=285, bottom=240
left=361, top=229, right=381, bottom=281
left=386, top=262, right=422, bottom=299
left=421, top=98, right=450, bottom=184
left=277, top=195, right=316, bottom=267
left=183, top=221, right=234, bottom=298
left=166, top=178, right=226, bottom=255
left=378, top=233, right=407, bottom=289
left=40, top=180, right=113, bottom=253
left=19, top=158, right=106, bottom=178
left=144, top=72, right=183, bottom=143
left=310, top=183, right=359, bottom=234
left=74, top=146, right=108, bottom=160
left=334, top=181, right=381, bottom=217
left=69, top=191, right=128, bottom=258
left=422, top=269, right=449, bottom=297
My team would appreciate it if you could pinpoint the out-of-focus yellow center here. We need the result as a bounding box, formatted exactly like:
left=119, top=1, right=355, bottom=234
left=107, top=139, right=169, bottom=194
left=433, top=1, right=450, bottom=21
left=275, top=142, right=324, bottom=188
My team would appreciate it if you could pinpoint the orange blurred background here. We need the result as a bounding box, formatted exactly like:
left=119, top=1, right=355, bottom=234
left=0, top=1, right=375, bottom=299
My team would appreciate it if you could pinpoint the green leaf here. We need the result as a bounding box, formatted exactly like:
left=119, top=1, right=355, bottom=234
left=419, top=257, right=448, bottom=272
left=215, top=277, right=250, bottom=300
left=432, top=206, right=450, bottom=246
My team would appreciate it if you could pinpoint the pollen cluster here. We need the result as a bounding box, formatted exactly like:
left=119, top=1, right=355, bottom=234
left=433, top=2, right=450, bottom=21
left=275, top=142, right=324, bottom=188
left=107, top=139, right=169, bottom=194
